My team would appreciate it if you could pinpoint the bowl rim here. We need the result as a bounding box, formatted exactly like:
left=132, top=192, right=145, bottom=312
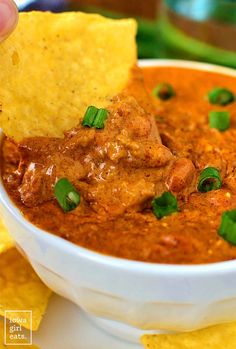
left=1, top=58, right=236, bottom=276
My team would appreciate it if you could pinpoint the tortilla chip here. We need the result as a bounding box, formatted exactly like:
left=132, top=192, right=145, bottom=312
left=0, top=220, right=14, bottom=254
left=0, top=248, right=51, bottom=331
left=0, top=320, right=39, bottom=348
left=141, top=322, right=236, bottom=349
left=0, top=11, right=137, bottom=141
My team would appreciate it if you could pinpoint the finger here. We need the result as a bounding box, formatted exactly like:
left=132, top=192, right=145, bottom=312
left=0, top=0, right=18, bottom=42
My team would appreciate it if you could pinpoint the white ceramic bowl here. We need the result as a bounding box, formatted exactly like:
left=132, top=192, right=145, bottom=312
left=1, top=59, right=236, bottom=343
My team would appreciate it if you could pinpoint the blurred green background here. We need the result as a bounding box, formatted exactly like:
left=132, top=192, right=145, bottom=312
left=17, top=0, right=236, bottom=68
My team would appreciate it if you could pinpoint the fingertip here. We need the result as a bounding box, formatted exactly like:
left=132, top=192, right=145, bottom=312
left=0, top=0, right=18, bottom=41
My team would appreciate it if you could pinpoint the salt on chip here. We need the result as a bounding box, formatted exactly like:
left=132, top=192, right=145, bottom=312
left=0, top=219, right=14, bottom=254
left=0, top=320, right=40, bottom=348
left=0, top=11, right=137, bottom=141
left=141, top=322, right=236, bottom=349
left=0, top=248, right=51, bottom=331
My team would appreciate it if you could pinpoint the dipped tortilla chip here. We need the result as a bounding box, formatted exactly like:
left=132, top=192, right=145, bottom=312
left=141, top=322, right=236, bottom=349
left=0, top=248, right=51, bottom=331
left=0, top=320, right=39, bottom=348
left=0, top=219, right=14, bottom=254
left=0, top=11, right=137, bottom=141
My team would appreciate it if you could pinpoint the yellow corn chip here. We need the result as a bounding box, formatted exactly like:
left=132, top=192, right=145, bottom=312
left=0, top=219, right=14, bottom=254
left=141, top=322, right=236, bottom=349
left=0, top=320, right=39, bottom=348
left=0, top=11, right=137, bottom=141
left=0, top=248, right=51, bottom=331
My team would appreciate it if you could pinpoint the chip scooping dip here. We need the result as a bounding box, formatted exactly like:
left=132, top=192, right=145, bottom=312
left=0, top=248, right=51, bottom=331
left=0, top=11, right=137, bottom=141
left=2, top=12, right=236, bottom=264
left=141, top=322, right=236, bottom=349
left=0, top=220, right=14, bottom=254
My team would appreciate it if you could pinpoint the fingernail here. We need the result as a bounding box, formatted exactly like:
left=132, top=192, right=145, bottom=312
left=0, top=0, right=18, bottom=39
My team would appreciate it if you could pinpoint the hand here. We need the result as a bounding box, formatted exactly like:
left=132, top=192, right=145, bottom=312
left=0, top=0, right=18, bottom=42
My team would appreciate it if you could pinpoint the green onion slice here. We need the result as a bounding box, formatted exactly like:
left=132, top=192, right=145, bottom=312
left=152, top=83, right=175, bottom=101
left=197, top=167, right=222, bottom=193
left=82, top=106, right=109, bottom=129
left=82, top=106, right=99, bottom=127
left=218, top=209, right=236, bottom=245
left=208, top=87, right=235, bottom=106
left=54, top=178, right=80, bottom=212
left=209, top=111, right=230, bottom=132
left=93, top=108, right=109, bottom=129
left=152, top=192, right=178, bottom=219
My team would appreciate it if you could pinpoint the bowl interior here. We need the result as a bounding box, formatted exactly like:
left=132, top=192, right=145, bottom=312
left=1, top=59, right=236, bottom=275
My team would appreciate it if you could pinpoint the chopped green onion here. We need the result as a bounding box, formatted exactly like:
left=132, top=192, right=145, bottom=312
left=93, top=108, right=109, bottom=129
left=218, top=209, right=236, bottom=245
left=82, top=106, right=99, bottom=127
left=82, top=106, right=109, bottom=129
left=152, top=83, right=175, bottom=101
left=152, top=192, right=178, bottom=219
left=209, top=111, right=230, bottom=131
left=197, top=167, right=222, bottom=193
left=54, top=178, right=80, bottom=212
left=208, top=87, right=235, bottom=106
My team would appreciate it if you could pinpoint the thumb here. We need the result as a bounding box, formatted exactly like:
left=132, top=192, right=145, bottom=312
left=0, top=0, right=18, bottom=42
